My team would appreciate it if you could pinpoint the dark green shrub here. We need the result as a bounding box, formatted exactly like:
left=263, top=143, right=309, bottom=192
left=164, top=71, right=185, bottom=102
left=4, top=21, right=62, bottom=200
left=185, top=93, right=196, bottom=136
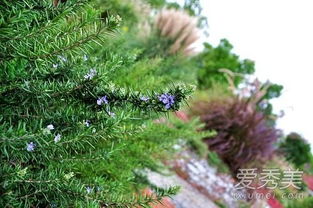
left=196, top=39, right=255, bottom=89
left=257, top=83, right=284, bottom=116
left=285, top=197, right=313, bottom=208
left=280, top=132, right=312, bottom=168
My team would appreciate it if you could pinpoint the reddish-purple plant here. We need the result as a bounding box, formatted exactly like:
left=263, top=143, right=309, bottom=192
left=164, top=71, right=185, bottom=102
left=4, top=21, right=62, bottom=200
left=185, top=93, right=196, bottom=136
left=191, top=98, right=279, bottom=174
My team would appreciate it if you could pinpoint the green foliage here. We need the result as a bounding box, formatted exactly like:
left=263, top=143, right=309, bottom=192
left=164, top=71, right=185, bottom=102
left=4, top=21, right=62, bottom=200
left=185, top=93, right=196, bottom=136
left=196, top=39, right=255, bottom=89
left=214, top=200, right=227, bottom=208
left=285, top=197, right=313, bottom=208
left=185, top=119, right=216, bottom=158
left=0, top=0, right=197, bottom=207
left=95, top=0, right=142, bottom=27
left=144, top=0, right=166, bottom=8
left=207, top=151, right=230, bottom=174
left=183, top=0, right=202, bottom=16
left=280, top=132, right=312, bottom=168
left=188, top=137, right=208, bottom=158
left=263, top=83, right=284, bottom=100
left=257, top=83, right=284, bottom=116
left=190, top=83, right=234, bottom=104
left=95, top=24, right=199, bottom=89
left=138, top=32, right=174, bottom=59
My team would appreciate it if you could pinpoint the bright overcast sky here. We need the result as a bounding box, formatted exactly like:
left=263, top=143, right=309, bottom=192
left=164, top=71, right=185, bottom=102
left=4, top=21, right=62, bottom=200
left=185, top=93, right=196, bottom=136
left=198, top=0, right=313, bottom=144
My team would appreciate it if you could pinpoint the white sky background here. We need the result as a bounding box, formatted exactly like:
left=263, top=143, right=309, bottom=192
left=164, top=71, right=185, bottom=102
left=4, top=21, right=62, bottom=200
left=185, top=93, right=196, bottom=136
left=197, top=0, right=313, bottom=144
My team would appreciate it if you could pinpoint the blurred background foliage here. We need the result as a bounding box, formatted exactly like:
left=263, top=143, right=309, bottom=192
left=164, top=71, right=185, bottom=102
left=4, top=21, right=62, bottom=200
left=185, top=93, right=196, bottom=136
left=280, top=132, right=312, bottom=169
left=196, top=39, right=255, bottom=89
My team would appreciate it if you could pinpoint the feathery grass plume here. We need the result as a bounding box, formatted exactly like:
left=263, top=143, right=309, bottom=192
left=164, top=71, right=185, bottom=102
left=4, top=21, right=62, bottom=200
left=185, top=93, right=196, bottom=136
left=155, top=8, right=199, bottom=56
left=191, top=97, right=279, bottom=175
left=131, top=0, right=151, bottom=17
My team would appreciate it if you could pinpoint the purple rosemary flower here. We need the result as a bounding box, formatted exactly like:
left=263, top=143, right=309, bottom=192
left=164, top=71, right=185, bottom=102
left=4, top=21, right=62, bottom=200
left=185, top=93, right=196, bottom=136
left=52, top=64, right=58, bottom=69
left=83, top=55, right=88, bottom=61
left=158, top=93, right=175, bottom=109
left=97, top=96, right=108, bottom=106
left=85, top=120, right=91, bottom=127
left=84, top=68, right=97, bottom=80
left=47, top=124, right=54, bottom=130
left=26, top=142, right=36, bottom=152
left=140, top=96, right=150, bottom=101
left=54, top=134, right=61, bottom=143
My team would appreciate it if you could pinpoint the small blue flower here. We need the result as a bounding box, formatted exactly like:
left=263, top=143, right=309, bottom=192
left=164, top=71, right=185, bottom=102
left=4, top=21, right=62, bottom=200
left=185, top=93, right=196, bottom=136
left=58, top=55, right=67, bottom=62
left=140, top=96, right=149, bottom=101
left=83, top=55, right=88, bottom=61
left=108, top=111, right=115, bottom=118
left=54, top=134, right=61, bottom=143
left=86, top=186, right=92, bottom=194
left=52, top=64, right=58, bottom=69
left=258, top=100, right=268, bottom=109
left=47, top=124, right=54, bottom=130
left=158, top=93, right=175, bottom=109
left=97, top=96, right=108, bottom=106
left=50, top=202, right=57, bottom=208
left=85, top=120, right=91, bottom=127
left=84, top=68, right=97, bottom=80
left=26, top=142, right=36, bottom=152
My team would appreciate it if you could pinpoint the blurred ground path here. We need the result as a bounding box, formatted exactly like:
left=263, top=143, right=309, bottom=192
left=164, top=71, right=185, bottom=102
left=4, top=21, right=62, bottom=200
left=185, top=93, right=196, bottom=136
left=148, top=171, right=218, bottom=208
left=147, top=149, right=248, bottom=208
